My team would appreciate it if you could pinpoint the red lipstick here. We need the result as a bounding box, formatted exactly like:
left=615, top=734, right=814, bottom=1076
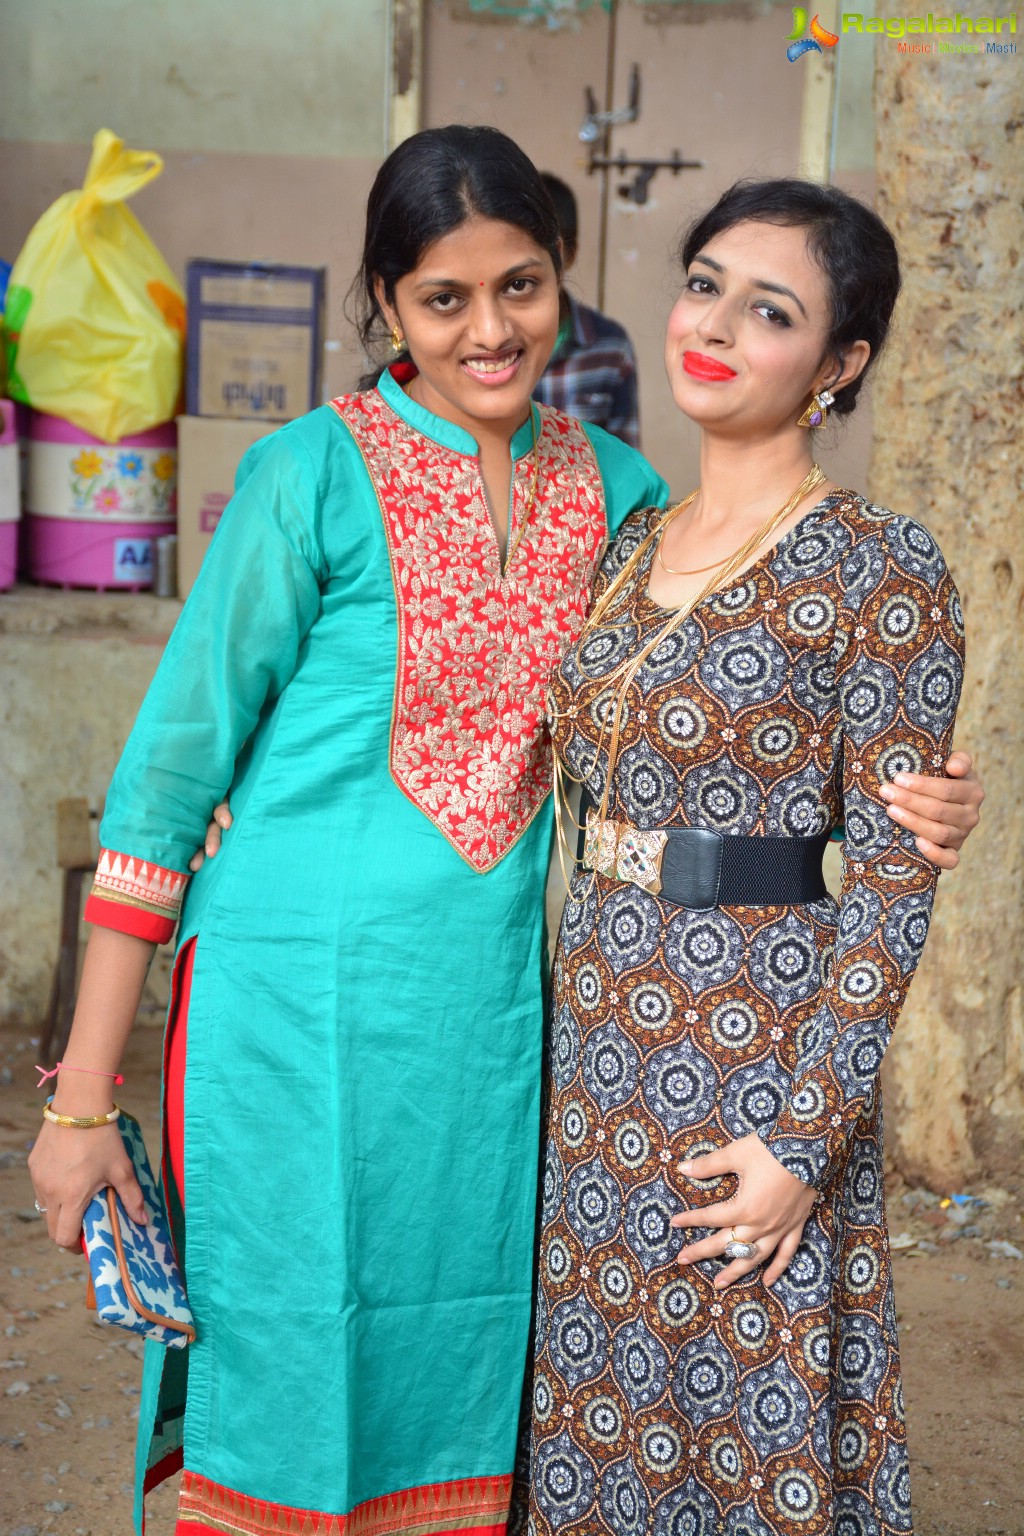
left=683, top=351, right=737, bottom=382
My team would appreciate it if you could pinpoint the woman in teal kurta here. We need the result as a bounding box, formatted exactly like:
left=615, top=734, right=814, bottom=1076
left=137, top=370, right=665, bottom=1534
left=30, top=129, right=667, bottom=1536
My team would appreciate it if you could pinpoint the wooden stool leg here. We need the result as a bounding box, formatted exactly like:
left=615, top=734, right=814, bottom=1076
left=40, top=868, right=86, bottom=1066
left=40, top=798, right=95, bottom=1066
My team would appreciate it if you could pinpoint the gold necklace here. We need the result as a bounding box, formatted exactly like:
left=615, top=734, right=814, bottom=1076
left=655, top=464, right=827, bottom=578
left=502, top=408, right=541, bottom=575
left=549, top=463, right=827, bottom=887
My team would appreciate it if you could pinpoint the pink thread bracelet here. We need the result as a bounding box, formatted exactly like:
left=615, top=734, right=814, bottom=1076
left=35, top=1062, right=124, bottom=1088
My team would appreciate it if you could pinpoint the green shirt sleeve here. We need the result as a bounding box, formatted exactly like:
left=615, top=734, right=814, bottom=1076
left=96, top=423, right=328, bottom=875
left=583, top=422, right=671, bottom=535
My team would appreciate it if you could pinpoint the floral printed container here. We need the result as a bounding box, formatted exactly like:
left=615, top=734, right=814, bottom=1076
left=0, top=400, right=19, bottom=590
left=25, top=413, right=177, bottom=589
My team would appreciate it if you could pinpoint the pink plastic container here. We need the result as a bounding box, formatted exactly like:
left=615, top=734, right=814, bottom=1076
left=0, top=401, right=19, bottom=591
left=25, top=414, right=177, bottom=590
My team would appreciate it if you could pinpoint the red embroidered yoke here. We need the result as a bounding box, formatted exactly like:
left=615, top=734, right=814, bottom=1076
left=333, top=388, right=610, bottom=871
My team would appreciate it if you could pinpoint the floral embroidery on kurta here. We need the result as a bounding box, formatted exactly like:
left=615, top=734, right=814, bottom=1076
left=333, top=391, right=609, bottom=871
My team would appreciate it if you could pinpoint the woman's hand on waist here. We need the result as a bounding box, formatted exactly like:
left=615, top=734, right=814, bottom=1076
left=670, top=1132, right=817, bottom=1290
left=189, top=800, right=233, bottom=872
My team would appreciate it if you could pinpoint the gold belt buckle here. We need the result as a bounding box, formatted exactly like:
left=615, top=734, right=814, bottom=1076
left=583, top=812, right=667, bottom=897
left=583, top=810, right=620, bottom=878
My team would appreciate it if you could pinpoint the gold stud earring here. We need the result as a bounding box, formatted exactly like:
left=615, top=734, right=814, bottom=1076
left=797, top=388, right=835, bottom=429
left=390, top=325, right=404, bottom=353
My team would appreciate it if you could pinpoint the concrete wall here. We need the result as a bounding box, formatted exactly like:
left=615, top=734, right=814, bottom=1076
left=869, top=21, right=1023, bottom=1189
left=0, top=0, right=389, bottom=158
left=0, top=591, right=179, bottom=1023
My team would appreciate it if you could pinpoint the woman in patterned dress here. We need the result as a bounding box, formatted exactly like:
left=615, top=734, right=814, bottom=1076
left=525, top=181, right=965, bottom=1536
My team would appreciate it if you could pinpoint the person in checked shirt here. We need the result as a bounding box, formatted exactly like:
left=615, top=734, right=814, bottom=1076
left=533, top=171, right=641, bottom=448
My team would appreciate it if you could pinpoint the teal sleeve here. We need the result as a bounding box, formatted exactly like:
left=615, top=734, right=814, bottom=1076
left=97, top=425, right=328, bottom=874
left=583, top=422, right=671, bottom=535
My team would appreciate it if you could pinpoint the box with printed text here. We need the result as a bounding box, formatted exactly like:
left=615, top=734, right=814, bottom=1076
left=185, top=260, right=326, bottom=422
left=176, top=416, right=278, bottom=598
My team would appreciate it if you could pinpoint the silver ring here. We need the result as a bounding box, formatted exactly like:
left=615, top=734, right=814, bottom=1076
left=34, top=1199, right=47, bottom=1214
left=724, top=1237, right=759, bottom=1261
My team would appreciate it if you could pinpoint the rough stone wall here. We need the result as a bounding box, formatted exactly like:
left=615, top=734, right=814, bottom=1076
left=871, top=34, right=1023, bottom=1188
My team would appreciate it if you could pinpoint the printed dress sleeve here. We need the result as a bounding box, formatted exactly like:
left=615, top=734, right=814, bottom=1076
left=84, top=429, right=327, bottom=944
left=585, top=505, right=663, bottom=612
left=763, top=516, right=965, bottom=1189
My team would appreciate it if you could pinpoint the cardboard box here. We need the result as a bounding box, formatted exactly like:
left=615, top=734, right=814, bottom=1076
left=186, top=260, right=326, bottom=422
left=176, top=415, right=278, bottom=598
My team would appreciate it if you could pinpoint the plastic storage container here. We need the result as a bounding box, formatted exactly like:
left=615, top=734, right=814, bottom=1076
left=25, top=414, right=177, bottom=590
left=0, top=400, right=19, bottom=590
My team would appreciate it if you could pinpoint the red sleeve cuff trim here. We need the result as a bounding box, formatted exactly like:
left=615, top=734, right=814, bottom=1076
left=92, top=848, right=188, bottom=917
left=84, top=893, right=176, bottom=945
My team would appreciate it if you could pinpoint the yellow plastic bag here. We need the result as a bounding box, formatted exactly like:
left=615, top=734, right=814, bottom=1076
left=3, top=129, right=184, bottom=443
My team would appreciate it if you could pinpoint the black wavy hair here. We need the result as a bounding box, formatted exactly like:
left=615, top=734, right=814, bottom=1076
left=353, top=125, right=562, bottom=384
left=540, top=172, right=579, bottom=256
left=680, top=179, right=901, bottom=417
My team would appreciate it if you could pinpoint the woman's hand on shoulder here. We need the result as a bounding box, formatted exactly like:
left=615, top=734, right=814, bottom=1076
left=879, top=749, right=983, bottom=870
left=188, top=801, right=233, bottom=873
left=670, top=1132, right=818, bottom=1290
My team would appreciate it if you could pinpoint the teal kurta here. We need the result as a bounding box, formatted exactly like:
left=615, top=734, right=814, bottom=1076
left=88, top=370, right=668, bottom=1535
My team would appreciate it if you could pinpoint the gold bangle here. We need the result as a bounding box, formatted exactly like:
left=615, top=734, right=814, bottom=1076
left=42, top=1098, right=121, bottom=1129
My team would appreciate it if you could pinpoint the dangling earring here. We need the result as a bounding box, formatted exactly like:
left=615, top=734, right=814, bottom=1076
left=798, top=388, right=835, bottom=428
left=390, top=324, right=404, bottom=354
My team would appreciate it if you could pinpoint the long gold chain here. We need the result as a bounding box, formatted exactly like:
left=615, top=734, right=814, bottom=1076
left=550, top=463, right=828, bottom=887
left=503, top=408, right=540, bottom=575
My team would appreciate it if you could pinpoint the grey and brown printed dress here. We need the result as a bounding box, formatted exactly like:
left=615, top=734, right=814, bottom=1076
left=524, top=492, right=964, bottom=1536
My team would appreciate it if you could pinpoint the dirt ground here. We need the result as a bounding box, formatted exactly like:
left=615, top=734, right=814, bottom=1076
left=2, top=1019, right=1022, bottom=1536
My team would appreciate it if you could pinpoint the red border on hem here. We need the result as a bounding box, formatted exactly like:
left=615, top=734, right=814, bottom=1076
left=176, top=1526, right=506, bottom=1536
left=175, top=1469, right=513, bottom=1536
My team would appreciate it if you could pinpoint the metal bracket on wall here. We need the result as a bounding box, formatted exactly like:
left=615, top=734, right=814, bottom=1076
left=579, top=63, right=640, bottom=142
left=586, top=148, right=703, bottom=205
left=580, top=62, right=701, bottom=205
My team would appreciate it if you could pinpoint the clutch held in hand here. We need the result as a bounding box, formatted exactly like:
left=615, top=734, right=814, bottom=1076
left=80, top=1111, right=195, bottom=1348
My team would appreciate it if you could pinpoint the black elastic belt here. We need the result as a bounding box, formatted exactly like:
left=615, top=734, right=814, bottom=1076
left=577, top=791, right=830, bottom=910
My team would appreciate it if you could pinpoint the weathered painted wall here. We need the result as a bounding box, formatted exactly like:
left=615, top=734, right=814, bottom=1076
left=870, top=23, right=1023, bottom=1188
left=0, top=593, right=180, bottom=1023
left=0, top=0, right=389, bottom=158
